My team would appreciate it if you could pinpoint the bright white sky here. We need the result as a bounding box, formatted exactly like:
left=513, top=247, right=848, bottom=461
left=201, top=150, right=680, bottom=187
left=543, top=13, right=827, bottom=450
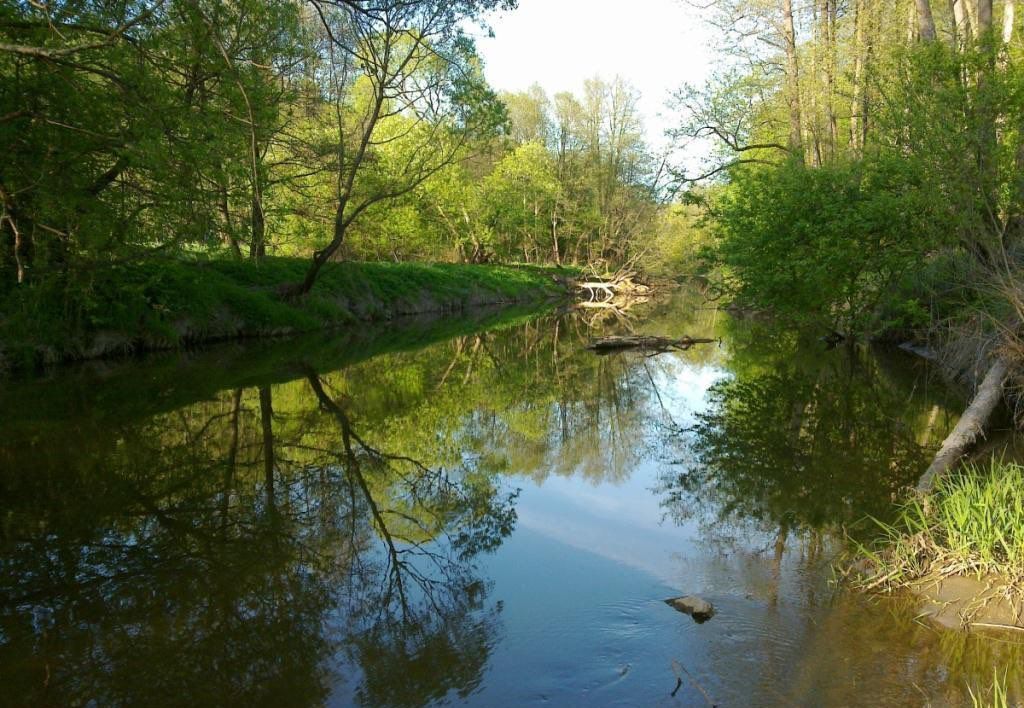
left=475, top=0, right=716, bottom=153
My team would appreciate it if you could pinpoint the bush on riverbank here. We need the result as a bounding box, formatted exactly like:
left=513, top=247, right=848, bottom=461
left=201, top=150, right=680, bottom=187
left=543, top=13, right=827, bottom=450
left=853, top=459, right=1024, bottom=594
left=708, top=156, right=948, bottom=335
left=0, top=257, right=571, bottom=371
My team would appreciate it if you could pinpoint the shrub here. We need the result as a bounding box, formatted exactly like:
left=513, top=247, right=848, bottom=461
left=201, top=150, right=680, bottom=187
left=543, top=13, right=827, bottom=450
left=710, top=155, right=948, bottom=333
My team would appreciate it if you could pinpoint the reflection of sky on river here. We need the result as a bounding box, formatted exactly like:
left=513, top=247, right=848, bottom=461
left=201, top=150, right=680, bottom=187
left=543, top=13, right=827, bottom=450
left=469, top=350, right=861, bottom=706
left=513, top=357, right=728, bottom=588
left=5, top=294, right=1012, bottom=708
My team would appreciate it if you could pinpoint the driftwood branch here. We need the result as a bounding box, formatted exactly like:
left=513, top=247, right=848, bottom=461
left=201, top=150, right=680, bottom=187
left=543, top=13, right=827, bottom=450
left=917, top=357, right=1010, bottom=493
left=586, top=335, right=716, bottom=354
left=574, top=266, right=651, bottom=310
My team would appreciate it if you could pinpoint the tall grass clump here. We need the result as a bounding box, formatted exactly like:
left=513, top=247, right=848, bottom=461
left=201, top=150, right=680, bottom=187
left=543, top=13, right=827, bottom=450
left=968, top=669, right=1012, bottom=708
left=854, top=459, right=1024, bottom=592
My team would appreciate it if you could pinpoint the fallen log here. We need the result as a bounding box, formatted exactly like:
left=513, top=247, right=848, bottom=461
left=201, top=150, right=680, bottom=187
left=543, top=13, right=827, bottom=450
left=577, top=281, right=617, bottom=299
left=574, top=267, right=651, bottom=305
left=585, top=335, right=715, bottom=353
left=576, top=298, right=650, bottom=310
left=917, top=357, right=1010, bottom=494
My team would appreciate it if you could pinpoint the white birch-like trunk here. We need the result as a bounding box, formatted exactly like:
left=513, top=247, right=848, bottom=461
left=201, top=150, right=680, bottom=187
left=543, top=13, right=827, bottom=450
left=917, top=359, right=1009, bottom=493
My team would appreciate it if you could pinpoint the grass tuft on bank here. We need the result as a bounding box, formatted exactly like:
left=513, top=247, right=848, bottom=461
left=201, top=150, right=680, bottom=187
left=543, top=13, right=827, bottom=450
left=969, top=669, right=1012, bottom=708
left=0, top=257, right=572, bottom=370
left=852, top=459, right=1024, bottom=592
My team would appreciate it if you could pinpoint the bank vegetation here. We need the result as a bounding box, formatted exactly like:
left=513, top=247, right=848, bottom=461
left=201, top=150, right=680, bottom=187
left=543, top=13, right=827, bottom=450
left=0, top=0, right=684, bottom=367
left=674, top=0, right=1024, bottom=592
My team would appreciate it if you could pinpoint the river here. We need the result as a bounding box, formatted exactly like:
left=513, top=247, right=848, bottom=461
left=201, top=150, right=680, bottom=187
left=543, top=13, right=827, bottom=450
left=1, top=287, right=1021, bottom=706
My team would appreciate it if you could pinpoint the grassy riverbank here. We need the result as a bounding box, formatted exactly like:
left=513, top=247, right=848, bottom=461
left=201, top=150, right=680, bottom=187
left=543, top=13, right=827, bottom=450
left=0, top=257, right=572, bottom=371
left=851, top=459, right=1024, bottom=628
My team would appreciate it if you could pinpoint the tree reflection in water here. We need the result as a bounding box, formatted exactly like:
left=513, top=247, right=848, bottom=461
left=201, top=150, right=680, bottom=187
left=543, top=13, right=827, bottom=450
left=1, top=292, right=971, bottom=706
left=662, top=321, right=957, bottom=538
left=0, top=368, right=518, bottom=706
left=0, top=294, right=672, bottom=706
left=304, top=369, right=515, bottom=708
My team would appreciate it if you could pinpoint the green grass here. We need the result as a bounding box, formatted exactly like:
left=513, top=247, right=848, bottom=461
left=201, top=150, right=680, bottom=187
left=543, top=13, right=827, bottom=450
left=969, top=669, right=1011, bottom=708
left=0, top=299, right=553, bottom=430
left=0, top=257, right=573, bottom=370
left=852, top=459, right=1024, bottom=590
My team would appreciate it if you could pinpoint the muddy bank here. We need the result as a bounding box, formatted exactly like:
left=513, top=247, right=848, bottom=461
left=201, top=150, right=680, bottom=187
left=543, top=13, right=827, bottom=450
left=915, top=574, right=1024, bottom=632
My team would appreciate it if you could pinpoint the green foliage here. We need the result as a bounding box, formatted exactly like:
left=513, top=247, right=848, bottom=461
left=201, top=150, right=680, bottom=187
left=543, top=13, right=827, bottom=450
left=969, top=669, right=1012, bottom=708
left=640, top=202, right=710, bottom=276
left=0, top=258, right=569, bottom=368
left=872, top=41, right=1024, bottom=267
left=681, top=1, right=1024, bottom=346
left=0, top=0, right=306, bottom=272
left=480, top=142, right=562, bottom=260
left=857, top=460, right=1024, bottom=588
left=710, top=155, right=947, bottom=332
left=0, top=0, right=659, bottom=330
left=336, top=77, right=658, bottom=267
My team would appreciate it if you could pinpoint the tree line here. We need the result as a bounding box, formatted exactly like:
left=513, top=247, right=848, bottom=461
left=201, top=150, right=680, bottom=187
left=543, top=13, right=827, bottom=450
left=679, top=0, right=1024, bottom=339
left=0, top=0, right=666, bottom=300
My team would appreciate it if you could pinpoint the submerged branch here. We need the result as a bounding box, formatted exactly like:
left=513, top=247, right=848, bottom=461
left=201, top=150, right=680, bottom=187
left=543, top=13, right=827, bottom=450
left=586, top=335, right=716, bottom=354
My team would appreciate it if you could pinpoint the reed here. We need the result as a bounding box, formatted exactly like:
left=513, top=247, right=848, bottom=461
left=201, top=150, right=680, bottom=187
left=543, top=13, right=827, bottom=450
left=853, top=459, right=1024, bottom=591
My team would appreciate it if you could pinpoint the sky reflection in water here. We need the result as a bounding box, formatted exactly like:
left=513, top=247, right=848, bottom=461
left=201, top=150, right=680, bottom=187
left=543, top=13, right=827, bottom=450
left=1, top=289, right=1021, bottom=707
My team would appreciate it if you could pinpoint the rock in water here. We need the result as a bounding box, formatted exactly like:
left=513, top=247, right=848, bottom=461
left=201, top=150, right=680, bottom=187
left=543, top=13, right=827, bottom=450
left=665, top=595, right=715, bottom=623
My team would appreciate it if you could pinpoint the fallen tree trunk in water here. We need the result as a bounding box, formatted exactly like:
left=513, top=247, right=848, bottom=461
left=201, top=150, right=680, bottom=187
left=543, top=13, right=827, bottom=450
left=917, top=357, right=1010, bottom=494
left=586, top=335, right=715, bottom=353
left=574, top=268, right=651, bottom=309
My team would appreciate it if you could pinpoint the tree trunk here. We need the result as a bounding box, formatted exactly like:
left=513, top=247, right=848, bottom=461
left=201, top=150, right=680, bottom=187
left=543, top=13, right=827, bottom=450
left=1009, top=1, right=1024, bottom=240
left=950, top=0, right=963, bottom=48
left=824, top=0, right=839, bottom=158
left=249, top=192, right=266, bottom=260
left=976, top=0, right=997, bottom=219
left=260, top=385, right=276, bottom=509
left=295, top=199, right=347, bottom=295
left=964, top=0, right=979, bottom=37
left=552, top=211, right=561, bottom=264
left=782, top=0, right=804, bottom=159
left=850, top=0, right=869, bottom=156
left=221, top=387, right=243, bottom=531
left=977, top=0, right=993, bottom=35
left=916, top=358, right=1009, bottom=493
left=917, top=0, right=938, bottom=40
left=585, top=335, right=715, bottom=352
left=295, top=32, right=388, bottom=296
left=216, top=172, right=243, bottom=258
left=809, top=0, right=824, bottom=166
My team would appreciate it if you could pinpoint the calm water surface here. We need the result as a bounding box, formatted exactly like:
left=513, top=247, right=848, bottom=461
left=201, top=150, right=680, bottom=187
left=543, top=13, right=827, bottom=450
left=2, top=289, right=1022, bottom=706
